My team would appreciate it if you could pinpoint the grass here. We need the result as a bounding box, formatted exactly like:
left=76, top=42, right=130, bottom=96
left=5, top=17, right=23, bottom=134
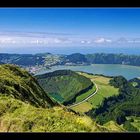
left=103, top=121, right=125, bottom=132
left=127, top=116, right=140, bottom=131
left=0, top=94, right=114, bottom=132
left=0, top=64, right=55, bottom=108
left=71, top=72, right=119, bottom=113
left=71, top=102, right=93, bottom=114
left=0, top=95, right=91, bottom=132
left=75, top=85, right=96, bottom=103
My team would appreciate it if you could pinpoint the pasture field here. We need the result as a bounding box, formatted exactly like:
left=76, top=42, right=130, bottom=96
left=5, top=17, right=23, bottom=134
left=71, top=72, right=119, bottom=113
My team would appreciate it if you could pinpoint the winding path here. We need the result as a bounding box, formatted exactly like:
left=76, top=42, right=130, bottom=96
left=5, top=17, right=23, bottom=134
left=67, top=80, right=98, bottom=108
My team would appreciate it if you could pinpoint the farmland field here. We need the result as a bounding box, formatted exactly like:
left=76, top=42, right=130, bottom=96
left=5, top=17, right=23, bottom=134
left=71, top=72, right=119, bottom=113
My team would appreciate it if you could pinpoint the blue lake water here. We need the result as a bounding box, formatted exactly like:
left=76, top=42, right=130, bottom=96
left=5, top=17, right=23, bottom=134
left=37, top=64, right=140, bottom=80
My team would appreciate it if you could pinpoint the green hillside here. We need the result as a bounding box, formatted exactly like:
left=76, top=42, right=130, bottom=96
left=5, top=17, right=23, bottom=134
left=71, top=72, right=119, bottom=113
left=87, top=76, right=140, bottom=131
left=0, top=64, right=55, bottom=108
left=0, top=64, right=126, bottom=132
left=0, top=95, right=91, bottom=132
left=0, top=94, right=123, bottom=132
left=36, top=70, right=93, bottom=104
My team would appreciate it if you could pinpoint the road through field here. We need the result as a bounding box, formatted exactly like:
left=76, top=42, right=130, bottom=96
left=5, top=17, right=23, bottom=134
left=67, top=81, right=98, bottom=108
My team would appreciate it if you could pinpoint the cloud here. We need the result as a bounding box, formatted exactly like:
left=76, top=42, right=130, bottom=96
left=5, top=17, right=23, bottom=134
left=94, top=38, right=112, bottom=43
left=116, top=37, right=140, bottom=44
left=1, top=31, right=140, bottom=48
left=0, top=31, right=74, bottom=46
left=80, top=40, right=86, bottom=44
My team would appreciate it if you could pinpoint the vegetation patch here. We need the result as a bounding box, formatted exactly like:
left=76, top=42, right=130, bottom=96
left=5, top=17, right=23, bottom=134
left=36, top=70, right=93, bottom=104
left=71, top=72, right=119, bottom=113
left=86, top=76, right=140, bottom=132
left=0, top=64, right=55, bottom=108
left=0, top=94, right=112, bottom=132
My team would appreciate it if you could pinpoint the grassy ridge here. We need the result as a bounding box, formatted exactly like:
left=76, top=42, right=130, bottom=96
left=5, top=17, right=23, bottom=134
left=0, top=64, right=55, bottom=108
left=0, top=95, right=90, bottom=132
left=0, top=94, right=112, bottom=132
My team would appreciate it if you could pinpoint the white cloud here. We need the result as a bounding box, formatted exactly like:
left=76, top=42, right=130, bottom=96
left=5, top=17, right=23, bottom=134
left=116, top=37, right=140, bottom=44
left=81, top=40, right=86, bottom=43
left=106, top=39, right=112, bottom=43
left=0, top=33, right=73, bottom=46
left=94, top=38, right=112, bottom=43
left=1, top=31, right=140, bottom=48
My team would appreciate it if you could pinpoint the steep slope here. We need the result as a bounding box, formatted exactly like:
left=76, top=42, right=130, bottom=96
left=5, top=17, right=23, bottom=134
left=0, top=94, right=115, bottom=132
left=36, top=70, right=93, bottom=105
left=0, top=64, right=55, bottom=108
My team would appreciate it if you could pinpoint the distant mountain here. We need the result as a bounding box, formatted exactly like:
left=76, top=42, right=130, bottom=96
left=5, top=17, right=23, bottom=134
left=0, top=64, right=55, bottom=108
left=36, top=70, right=93, bottom=105
left=0, top=53, right=65, bottom=67
left=65, top=53, right=88, bottom=64
left=1, top=52, right=140, bottom=67
left=0, top=53, right=44, bottom=66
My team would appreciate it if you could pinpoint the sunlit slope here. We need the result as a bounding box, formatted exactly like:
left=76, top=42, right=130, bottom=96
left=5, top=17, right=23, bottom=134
left=0, top=64, right=55, bottom=108
left=0, top=94, right=118, bottom=132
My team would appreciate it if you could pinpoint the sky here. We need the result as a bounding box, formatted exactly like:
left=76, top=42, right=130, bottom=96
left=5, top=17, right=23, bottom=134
left=0, top=8, right=140, bottom=54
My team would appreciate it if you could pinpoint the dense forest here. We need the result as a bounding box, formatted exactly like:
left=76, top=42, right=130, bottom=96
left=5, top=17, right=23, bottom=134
left=86, top=76, right=140, bottom=131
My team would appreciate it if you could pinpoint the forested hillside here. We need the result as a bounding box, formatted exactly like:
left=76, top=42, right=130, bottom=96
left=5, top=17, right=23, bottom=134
left=36, top=70, right=93, bottom=105
left=86, top=76, right=140, bottom=131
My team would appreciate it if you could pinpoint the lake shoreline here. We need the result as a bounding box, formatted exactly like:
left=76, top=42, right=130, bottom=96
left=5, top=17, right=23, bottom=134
left=35, top=64, right=140, bottom=80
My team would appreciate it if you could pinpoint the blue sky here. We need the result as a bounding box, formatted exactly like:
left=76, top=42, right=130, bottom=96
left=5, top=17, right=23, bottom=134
left=0, top=8, right=140, bottom=54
